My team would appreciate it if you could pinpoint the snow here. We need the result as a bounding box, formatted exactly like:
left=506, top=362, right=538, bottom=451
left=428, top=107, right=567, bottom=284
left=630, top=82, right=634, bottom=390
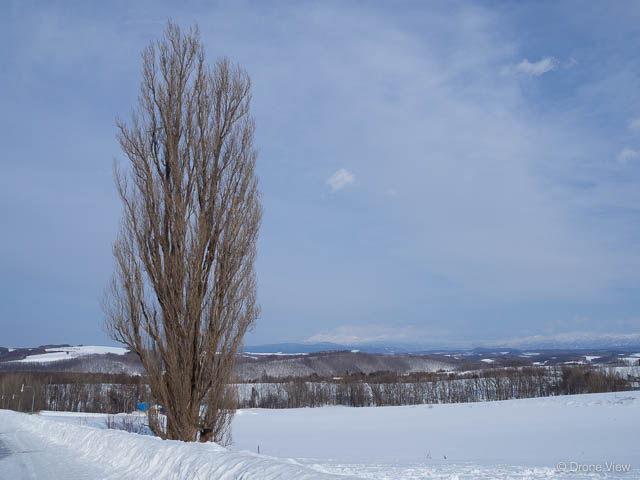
left=2, top=391, right=639, bottom=479
left=237, top=352, right=454, bottom=380
left=480, top=358, right=495, bottom=363
left=13, top=346, right=129, bottom=363
left=231, top=391, right=640, bottom=479
left=607, top=366, right=640, bottom=379
left=0, top=410, right=352, bottom=479
left=584, top=355, right=601, bottom=362
left=618, top=357, right=640, bottom=365
left=243, top=352, right=309, bottom=356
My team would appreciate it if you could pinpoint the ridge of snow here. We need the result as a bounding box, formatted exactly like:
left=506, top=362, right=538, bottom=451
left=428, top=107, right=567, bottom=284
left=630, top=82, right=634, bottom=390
left=2, top=411, right=353, bottom=479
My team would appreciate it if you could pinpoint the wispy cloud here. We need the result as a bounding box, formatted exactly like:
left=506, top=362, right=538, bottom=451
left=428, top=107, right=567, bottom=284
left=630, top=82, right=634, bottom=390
left=629, top=118, right=640, bottom=133
left=5, top=2, right=640, bottom=347
left=514, top=56, right=558, bottom=76
left=492, top=331, right=640, bottom=349
left=306, top=326, right=640, bottom=349
left=617, top=148, right=640, bottom=164
left=327, top=168, right=356, bottom=192
left=307, top=324, right=445, bottom=344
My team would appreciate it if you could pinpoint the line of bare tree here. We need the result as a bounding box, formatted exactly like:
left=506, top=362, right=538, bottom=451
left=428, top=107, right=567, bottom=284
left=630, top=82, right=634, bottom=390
left=1, top=365, right=632, bottom=415
left=0, top=372, right=146, bottom=413
left=237, top=365, right=632, bottom=409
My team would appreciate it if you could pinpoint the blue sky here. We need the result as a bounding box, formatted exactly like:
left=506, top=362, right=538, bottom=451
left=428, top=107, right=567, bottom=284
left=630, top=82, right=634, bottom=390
left=2, top=1, right=640, bottom=347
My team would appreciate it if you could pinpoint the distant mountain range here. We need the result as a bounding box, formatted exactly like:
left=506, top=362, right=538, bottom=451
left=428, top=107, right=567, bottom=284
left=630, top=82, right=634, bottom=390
left=2, top=332, right=639, bottom=367
left=245, top=332, right=640, bottom=354
left=3, top=338, right=638, bottom=378
left=486, top=332, right=640, bottom=350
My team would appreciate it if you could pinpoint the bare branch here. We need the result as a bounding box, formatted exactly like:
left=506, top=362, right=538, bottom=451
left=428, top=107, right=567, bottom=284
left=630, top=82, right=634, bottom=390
left=103, top=20, right=261, bottom=442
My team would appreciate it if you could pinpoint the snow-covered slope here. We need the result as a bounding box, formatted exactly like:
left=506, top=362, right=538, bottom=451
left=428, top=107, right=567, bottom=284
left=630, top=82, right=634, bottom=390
left=12, top=345, right=129, bottom=363
left=237, top=351, right=455, bottom=380
left=0, top=410, right=353, bottom=479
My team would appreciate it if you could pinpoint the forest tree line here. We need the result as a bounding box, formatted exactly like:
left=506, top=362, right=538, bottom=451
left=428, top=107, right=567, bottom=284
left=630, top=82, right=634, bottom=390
left=0, top=365, right=633, bottom=413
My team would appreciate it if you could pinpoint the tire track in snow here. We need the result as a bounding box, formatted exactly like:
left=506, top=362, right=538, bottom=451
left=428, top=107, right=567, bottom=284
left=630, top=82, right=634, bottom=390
left=0, top=412, right=116, bottom=479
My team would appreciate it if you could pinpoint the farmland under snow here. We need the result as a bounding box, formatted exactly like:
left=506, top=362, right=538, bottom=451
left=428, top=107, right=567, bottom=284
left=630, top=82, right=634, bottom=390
left=1, top=391, right=639, bottom=479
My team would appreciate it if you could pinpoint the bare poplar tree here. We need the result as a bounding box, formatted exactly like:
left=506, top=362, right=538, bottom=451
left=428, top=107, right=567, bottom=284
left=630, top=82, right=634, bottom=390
left=103, top=21, right=261, bottom=443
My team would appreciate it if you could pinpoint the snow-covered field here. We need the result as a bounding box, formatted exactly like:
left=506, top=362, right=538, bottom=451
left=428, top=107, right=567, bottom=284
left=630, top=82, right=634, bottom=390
left=1, top=391, right=638, bottom=479
left=11, top=345, right=129, bottom=363
left=230, top=391, right=640, bottom=479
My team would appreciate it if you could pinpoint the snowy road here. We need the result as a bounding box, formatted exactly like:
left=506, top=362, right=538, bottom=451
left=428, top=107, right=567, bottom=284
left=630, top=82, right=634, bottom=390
left=0, top=414, right=114, bottom=479
left=0, top=410, right=349, bottom=479
left=0, top=436, right=11, bottom=461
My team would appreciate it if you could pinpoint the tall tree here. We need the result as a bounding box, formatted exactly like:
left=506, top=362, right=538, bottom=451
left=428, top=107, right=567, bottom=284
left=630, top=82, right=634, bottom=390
left=103, top=21, right=261, bottom=443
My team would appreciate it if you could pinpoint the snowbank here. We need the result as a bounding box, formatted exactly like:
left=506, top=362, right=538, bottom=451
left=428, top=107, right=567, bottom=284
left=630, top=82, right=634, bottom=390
left=5, top=411, right=352, bottom=479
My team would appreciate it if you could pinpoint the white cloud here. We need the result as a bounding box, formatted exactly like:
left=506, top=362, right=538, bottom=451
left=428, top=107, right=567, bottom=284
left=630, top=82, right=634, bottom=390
left=305, top=326, right=640, bottom=349
left=514, top=56, right=558, bottom=76
left=307, top=324, right=444, bottom=345
left=191, top=2, right=640, bottom=337
left=493, top=331, right=640, bottom=349
left=617, top=148, right=640, bottom=164
left=629, top=118, right=640, bottom=133
left=327, top=168, right=356, bottom=192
